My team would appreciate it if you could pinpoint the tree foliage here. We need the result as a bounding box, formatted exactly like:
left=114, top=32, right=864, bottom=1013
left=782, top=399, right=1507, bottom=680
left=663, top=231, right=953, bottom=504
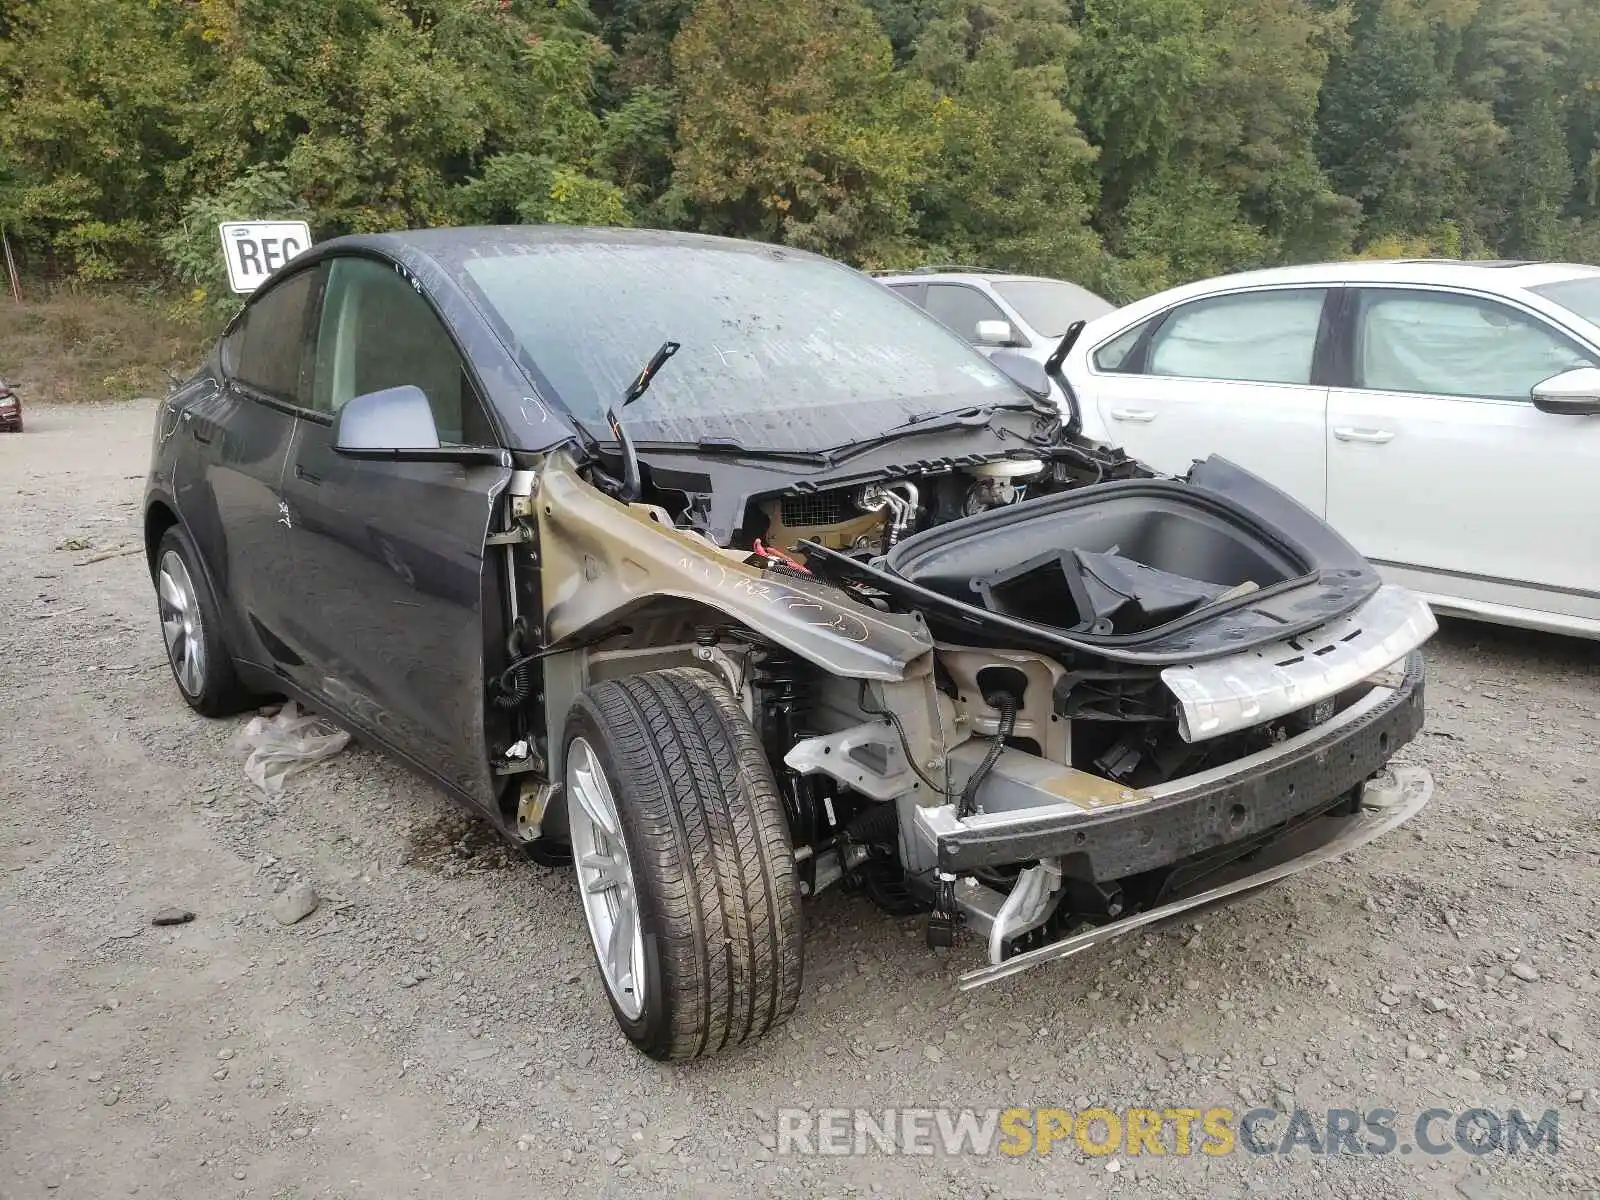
left=2, top=0, right=1598, bottom=307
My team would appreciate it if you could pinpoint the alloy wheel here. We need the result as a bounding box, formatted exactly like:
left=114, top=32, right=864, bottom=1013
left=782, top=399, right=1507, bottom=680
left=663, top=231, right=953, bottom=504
left=158, top=549, right=206, bottom=698
left=565, top=736, right=647, bottom=1019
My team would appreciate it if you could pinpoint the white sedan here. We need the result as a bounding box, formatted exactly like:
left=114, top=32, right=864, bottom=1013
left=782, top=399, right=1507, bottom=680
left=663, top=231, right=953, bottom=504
left=1060, top=259, right=1600, bottom=639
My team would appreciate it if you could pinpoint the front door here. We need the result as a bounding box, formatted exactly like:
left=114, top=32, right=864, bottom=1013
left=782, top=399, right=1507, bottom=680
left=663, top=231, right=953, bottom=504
left=1325, top=287, right=1600, bottom=615
left=280, top=255, right=511, bottom=807
left=1085, top=287, right=1333, bottom=514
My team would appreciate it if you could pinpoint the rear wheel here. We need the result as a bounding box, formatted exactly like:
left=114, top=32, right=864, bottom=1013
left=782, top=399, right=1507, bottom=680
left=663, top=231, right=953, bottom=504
left=155, top=525, right=251, bottom=717
left=563, top=668, right=804, bottom=1060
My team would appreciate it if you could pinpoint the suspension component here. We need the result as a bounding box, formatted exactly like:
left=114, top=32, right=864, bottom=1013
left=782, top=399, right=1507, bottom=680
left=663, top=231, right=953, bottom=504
left=751, top=647, right=827, bottom=885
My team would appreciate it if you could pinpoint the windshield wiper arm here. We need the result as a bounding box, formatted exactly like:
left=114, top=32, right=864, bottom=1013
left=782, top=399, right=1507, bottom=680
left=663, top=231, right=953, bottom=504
left=692, top=437, right=830, bottom=463
left=821, top=404, right=1034, bottom=464
left=607, top=339, right=679, bottom=502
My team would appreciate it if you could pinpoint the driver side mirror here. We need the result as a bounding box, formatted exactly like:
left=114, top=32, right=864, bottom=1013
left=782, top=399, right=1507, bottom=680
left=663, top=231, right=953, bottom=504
left=988, top=349, right=1051, bottom=399
left=1532, top=367, right=1600, bottom=416
left=333, top=385, right=507, bottom=464
left=334, top=385, right=441, bottom=454
left=974, top=319, right=1022, bottom=348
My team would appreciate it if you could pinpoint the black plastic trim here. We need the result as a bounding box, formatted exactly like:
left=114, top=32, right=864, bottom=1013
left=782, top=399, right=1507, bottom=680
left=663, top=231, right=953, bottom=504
left=1311, top=288, right=1353, bottom=387
left=935, top=651, right=1426, bottom=874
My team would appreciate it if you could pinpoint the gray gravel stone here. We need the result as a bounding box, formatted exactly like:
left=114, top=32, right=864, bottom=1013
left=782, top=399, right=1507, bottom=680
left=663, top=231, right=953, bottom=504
left=272, top=882, right=320, bottom=926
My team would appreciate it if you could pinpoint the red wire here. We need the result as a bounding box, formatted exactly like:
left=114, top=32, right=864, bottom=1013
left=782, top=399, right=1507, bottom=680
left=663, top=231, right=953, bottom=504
left=752, top=539, right=811, bottom=573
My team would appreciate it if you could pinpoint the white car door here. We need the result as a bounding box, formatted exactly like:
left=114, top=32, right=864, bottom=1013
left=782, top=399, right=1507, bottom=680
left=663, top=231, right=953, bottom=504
left=1324, top=287, right=1600, bottom=616
left=1080, top=287, right=1332, bottom=514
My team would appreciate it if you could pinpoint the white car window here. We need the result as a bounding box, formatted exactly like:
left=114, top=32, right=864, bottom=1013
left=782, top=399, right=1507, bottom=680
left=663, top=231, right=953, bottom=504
left=1147, top=290, right=1327, bottom=385
left=1093, top=320, right=1149, bottom=372
left=1356, top=290, right=1593, bottom=401
left=923, top=284, right=1010, bottom=343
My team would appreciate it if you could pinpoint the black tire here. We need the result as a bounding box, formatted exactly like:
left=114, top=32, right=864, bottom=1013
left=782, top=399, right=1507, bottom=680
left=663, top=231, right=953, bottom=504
left=563, top=668, right=804, bottom=1060
left=154, top=525, right=252, bottom=717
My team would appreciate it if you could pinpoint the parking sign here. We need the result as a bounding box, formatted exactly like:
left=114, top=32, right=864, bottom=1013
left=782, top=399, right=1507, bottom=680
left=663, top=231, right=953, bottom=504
left=219, top=221, right=313, bottom=294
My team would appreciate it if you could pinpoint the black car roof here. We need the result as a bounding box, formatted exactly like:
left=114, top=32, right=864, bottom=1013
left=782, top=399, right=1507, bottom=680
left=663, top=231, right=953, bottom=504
left=322, top=224, right=818, bottom=267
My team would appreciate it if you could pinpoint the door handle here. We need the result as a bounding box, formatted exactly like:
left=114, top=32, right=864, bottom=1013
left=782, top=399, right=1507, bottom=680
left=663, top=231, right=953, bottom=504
left=294, top=464, right=322, bottom=486
left=1333, top=426, right=1394, bottom=444
left=1109, top=408, right=1157, bottom=423
left=190, top=422, right=214, bottom=445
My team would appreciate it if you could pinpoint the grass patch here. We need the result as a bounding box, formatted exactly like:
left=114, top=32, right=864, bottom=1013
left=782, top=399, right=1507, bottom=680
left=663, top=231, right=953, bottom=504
left=0, top=288, right=213, bottom=405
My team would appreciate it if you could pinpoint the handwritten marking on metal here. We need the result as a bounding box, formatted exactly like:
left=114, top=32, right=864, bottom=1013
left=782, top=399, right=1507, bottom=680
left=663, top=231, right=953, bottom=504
left=678, top=556, right=871, bottom=643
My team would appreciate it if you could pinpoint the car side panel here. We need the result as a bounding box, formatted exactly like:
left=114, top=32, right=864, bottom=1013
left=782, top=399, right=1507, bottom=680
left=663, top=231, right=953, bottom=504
left=1323, top=285, right=1600, bottom=617
left=171, top=379, right=299, bottom=670
left=1325, top=387, right=1600, bottom=612
left=1071, top=287, right=1336, bottom=514
left=277, top=416, right=511, bottom=810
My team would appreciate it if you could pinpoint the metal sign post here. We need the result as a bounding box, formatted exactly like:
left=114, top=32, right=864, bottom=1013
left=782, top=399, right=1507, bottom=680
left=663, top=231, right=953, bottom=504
left=1, top=227, right=20, bottom=303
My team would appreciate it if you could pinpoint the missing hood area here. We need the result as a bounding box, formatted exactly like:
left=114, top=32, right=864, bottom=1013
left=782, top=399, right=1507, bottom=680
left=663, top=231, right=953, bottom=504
left=804, top=460, right=1382, bottom=667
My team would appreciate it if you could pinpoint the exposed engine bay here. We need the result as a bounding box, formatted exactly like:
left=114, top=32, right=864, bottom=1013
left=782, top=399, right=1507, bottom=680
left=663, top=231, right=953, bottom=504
left=501, top=415, right=1435, bottom=985
left=749, top=455, right=1068, bottom=557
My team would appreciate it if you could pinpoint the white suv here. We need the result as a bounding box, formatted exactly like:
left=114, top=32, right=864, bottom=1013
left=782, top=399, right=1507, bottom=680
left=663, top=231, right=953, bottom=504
left=1058, top=259, right=1600, bottom=639
left=874, top=266, right=1114, bottom=371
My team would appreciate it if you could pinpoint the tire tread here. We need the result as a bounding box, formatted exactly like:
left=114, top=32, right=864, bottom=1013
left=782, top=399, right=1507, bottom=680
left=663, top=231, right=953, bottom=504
left=574, top=667, right=803, bottom=1060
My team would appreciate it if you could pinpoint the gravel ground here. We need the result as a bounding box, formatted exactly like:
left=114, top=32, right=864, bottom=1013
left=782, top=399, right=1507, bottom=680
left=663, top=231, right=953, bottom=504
left=3, top=400, right=1598, bottom=1200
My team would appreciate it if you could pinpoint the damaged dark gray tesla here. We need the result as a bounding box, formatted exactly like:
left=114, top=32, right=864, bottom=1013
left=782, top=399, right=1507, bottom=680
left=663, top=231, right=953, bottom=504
left=144, top=226, right=1436, bottom=1060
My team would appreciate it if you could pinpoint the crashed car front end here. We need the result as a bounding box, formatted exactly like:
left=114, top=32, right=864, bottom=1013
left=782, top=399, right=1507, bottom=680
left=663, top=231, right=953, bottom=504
left=522, top=432, right=1436, bottom=986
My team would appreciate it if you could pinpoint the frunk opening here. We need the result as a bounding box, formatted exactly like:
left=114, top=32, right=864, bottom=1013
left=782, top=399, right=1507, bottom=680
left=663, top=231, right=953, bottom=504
left=894, top=488, right=1308, bottom=639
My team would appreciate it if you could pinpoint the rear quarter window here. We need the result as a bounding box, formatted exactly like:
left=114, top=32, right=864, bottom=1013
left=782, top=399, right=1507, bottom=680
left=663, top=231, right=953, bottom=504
left=1093, top=321, right=1149, bottom=372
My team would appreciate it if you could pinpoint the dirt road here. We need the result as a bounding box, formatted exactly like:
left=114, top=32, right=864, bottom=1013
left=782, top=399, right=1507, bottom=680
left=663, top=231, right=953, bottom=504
left=3, top=400, right=1598, bottom=1200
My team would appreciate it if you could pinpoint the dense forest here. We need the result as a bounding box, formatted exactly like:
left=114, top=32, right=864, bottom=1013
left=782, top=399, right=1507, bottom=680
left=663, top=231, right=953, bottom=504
left=2, top=0, right=1598, bottom=315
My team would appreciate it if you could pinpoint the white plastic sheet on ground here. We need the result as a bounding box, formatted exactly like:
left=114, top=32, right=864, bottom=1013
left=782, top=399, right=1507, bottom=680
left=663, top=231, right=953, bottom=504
left=236, top=701, right=351, bottom=795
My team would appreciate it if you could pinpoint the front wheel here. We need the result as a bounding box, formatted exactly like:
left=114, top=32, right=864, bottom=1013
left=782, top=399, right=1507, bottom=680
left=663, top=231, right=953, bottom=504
left=563, top=668, right=804, bottom=1060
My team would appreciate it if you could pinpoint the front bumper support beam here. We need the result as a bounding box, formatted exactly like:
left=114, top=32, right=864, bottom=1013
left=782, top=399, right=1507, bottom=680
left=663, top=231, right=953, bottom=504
left=915, top=652, right=1426, bottom=877
left=957, top=764, right=1433, bottom=989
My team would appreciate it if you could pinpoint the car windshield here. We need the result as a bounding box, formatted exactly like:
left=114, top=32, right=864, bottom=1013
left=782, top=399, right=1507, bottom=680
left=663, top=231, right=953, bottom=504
left=456, top=239, right=1018, bottom=451
left=1531, top=276, right=1600, bottom=329
left=992, top=279, right=1115, bottom=338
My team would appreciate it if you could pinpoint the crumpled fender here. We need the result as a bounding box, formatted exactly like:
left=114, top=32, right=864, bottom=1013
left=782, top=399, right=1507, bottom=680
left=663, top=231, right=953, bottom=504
left=536, top=459, right=934, bottom=681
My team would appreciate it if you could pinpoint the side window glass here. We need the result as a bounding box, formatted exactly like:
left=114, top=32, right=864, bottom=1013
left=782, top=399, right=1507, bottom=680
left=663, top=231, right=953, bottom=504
left=1093, top=320, right=1152, bottom=372
left=1146, top=289, right=1327, bottom=385
left=310, top=257, right=493, bottom=445
left=923, top=284, right=1009, bottom=343
left=1355, top=290, right=1594, bottom=401
left=234, top=269, right=319, bottom=406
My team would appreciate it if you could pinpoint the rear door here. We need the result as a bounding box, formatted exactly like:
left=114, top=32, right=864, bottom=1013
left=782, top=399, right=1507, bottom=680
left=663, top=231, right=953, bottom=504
left=279, top=254, right=510, bottom=807
left=1084, top=287, right=1334, bottom=514
left=178, top=267, right=320, bottom=670
left=1325, top=286, right=1600, bottom=609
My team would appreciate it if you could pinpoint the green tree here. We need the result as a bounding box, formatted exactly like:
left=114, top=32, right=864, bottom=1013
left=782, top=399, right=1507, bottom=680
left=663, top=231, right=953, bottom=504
left=1495, top=89, right=1573, bottom=256
left=0, top=0, right=207, bottom=275
left=901, top=0, right=1103, bottom=278
left=5, top=0, right=1600, bottom=294
left=1100, top=167, right=1272, bottom=299
left=1189, top=0, right=1359, bottom=259
left=1069, top=0, right=1213, bottom=224
left=669, top=0, right=931, bottom=264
